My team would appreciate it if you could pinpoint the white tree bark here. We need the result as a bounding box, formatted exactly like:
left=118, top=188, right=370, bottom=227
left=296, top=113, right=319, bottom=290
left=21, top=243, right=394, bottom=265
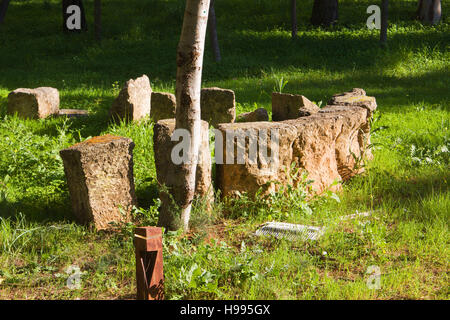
left=174, top=0, right=210, bottom=231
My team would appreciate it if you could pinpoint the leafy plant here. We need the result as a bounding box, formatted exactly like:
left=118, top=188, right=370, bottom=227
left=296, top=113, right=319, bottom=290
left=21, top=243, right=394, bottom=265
left=273, top=76, right=288, bottom=93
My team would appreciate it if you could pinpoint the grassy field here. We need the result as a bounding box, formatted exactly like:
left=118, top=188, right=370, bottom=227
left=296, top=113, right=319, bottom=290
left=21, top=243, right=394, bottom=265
left=0, top=0, right=449, bottom=299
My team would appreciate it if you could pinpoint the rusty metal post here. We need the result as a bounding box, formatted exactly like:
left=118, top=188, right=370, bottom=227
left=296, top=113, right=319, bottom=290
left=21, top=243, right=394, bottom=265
left=134, top=227, right=164, bottom=300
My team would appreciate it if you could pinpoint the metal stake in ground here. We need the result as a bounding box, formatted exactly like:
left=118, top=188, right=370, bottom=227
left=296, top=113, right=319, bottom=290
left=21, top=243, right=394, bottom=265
left=134, top=227, right=164, bottom=300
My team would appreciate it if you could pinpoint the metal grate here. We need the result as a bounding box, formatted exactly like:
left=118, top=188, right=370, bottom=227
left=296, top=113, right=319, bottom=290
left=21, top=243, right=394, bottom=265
left=255, top=222, right=324, bottom=241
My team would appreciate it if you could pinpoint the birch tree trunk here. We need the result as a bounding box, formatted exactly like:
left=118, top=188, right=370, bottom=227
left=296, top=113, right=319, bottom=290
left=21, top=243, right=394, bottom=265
left=160, top=0, right=210, bottom=232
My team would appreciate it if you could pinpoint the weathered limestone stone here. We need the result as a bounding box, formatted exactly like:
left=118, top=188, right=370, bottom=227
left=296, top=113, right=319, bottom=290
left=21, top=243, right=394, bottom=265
left=237, top=108, right=269, bottom=122
left=201, top=87, right=236, bottom=127
left=327, top=88, right=378, bottom=168
left=272, top=92, right=320, bottom=121
left=7, top=87, right=59, bottom=119
left=328, top=88, right=377, bottom=117
left=60, top=135, right=137, bottom=230
left=109, top=75, right=151, bottom=122
left=150, top=92, right=176, bottom=122
left=57, top=109, right=89, bottom=118
left=319, top=105, right=368, bottom=180
left=283, top=115, right=343, bottom=193
left=153, top=119, right=212, bottom=201
left=217, top=95, right=375, bottom=198
left=216, top=122, right=297, bottom=197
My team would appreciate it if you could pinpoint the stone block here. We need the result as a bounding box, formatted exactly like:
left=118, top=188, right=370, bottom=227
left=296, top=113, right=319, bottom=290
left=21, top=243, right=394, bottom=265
left=200, top=87, right=236, bottom=127
left=60, top=135, right=137, bottom=230
left=150, top=92, right=176, bottom=122
left=110, top=75, right=151, bottom=122
left=7, top=87, right=59, bottom=119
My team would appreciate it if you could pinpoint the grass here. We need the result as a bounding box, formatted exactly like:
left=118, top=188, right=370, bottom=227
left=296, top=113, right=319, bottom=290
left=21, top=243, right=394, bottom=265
left=0, top=0, right=449, bottom=299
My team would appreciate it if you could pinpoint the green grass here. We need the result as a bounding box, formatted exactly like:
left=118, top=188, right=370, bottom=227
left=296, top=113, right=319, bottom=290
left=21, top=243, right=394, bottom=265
left=0, top=0, right=449, bottom=299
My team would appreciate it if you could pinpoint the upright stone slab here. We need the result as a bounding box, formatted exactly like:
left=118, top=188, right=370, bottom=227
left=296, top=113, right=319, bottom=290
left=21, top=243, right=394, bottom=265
left=60, top=135, right=137, bottom=230
left=7, top=87, right=59, bottom=119
left=201, top=87, right=236, bottom=127
left=150, top=92, right=176, bottom=122
left=109, top=75, right=151, bottom=122
left=272, top=93, right=320, bottom=121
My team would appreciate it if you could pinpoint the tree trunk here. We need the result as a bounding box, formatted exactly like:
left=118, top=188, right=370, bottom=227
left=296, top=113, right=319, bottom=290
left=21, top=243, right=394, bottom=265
left=291, top=0, right=297, bottom=39
left=158, top=0, right=210, bottom=232
left=62, top=0, right=87, bottom=32
left=311, top=0, right=338, bottom=27
left=94, top=0, right=101, bottom=42
left=208, top=0, right=221, bottom=62
left=380, top=0, right=388, bottom=45
left=0, top=0, right=10, bottom=25
left=417, top=0, right=441, bottom=25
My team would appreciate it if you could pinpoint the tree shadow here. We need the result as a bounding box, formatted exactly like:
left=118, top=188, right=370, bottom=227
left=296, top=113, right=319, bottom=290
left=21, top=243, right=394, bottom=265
left=0, top=0, right=447, bottom=89
left=347, top=166, right=449, bottom=223
left=0, top=190, right=74, bottom=224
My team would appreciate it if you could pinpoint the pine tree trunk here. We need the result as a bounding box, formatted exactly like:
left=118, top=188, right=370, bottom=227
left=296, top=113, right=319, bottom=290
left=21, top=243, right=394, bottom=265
left=417, top=0, right=441, bottom=25
left=158, top=0, right=210, bottom=232
left=311, top=0, right=338, bottom=27
left=291, top=0, right=297, bottom=39
left=208, top=0, right=221, bottom=62
left=0, top=0, right=10, bottom=25
left=380, top=0, right=389, bottom=44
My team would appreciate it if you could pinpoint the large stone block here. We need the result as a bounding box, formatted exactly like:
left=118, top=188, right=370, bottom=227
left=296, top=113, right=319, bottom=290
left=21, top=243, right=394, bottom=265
left=216, top=101, right=374, bottom=198
left=272, top=92, right=320, bottom=121
left=201, top=87, right=236, bottom=127
left=109, top=75, right=151, bottom=122
left=60, top=135, right=137, bottom=230
left=153, top=119, right=212, bottom=200
left=150, top=92, right=176, bottom=122
left=216, top=122, right=297, bottom=198
left=7, top=87, right=59, bottom=119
